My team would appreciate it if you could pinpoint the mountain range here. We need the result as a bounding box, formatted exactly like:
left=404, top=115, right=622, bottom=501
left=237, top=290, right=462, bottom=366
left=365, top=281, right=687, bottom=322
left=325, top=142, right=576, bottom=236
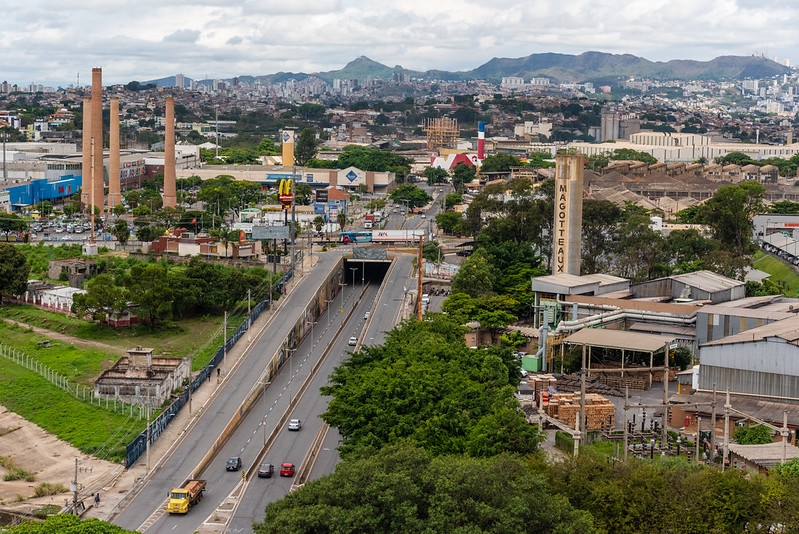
left=145, top=51, right=790, bottom=88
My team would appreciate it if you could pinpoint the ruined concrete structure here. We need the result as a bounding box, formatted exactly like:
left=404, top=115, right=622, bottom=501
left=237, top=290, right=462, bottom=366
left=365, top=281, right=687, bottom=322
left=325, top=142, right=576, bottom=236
left=94, top=346, right=190, bottom=406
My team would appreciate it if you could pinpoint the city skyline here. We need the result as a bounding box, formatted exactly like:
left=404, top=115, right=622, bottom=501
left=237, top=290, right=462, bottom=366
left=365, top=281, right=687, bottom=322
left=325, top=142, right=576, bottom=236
left=3, top=0, right=799, bottom=88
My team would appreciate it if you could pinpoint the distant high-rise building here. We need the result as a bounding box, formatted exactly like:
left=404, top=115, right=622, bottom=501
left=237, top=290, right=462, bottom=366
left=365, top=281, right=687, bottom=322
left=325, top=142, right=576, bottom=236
left=175, top=73, right=185, bottom=89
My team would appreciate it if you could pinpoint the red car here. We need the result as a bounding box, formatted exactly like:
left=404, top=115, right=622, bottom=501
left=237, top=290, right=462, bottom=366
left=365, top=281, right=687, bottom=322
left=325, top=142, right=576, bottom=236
left=279, top=462, right=295, bottom=477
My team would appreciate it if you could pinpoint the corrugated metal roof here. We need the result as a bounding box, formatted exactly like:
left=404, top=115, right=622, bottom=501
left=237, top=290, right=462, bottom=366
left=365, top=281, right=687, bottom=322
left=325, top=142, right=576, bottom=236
left=670, top=391, right=799, bottom=426
left=669, top=270, right=744, bottom=293
left=563, top=328, right=674, bottom=352
left=628, top=322, right=696, bottom=337
left=728, top=442, right=799, bottom=467
left=701, top=316, right=799, bottom=347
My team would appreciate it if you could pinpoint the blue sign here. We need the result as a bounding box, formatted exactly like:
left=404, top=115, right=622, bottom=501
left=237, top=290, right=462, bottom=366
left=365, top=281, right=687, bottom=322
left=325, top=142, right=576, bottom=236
left=346, top=170, right=358, bottom=182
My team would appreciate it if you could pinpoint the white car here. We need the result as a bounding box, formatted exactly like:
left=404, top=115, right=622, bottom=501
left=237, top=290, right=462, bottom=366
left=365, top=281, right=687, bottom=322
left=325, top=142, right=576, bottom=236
left=364, top=311, right=370, bottom=320
left=348, top=336, right=358, bottom=346
left=288, top=418, right=302, bottom=431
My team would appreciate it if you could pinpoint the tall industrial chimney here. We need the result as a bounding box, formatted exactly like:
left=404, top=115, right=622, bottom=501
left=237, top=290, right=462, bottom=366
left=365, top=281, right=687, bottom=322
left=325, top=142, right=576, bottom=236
left=81, top=97, right=91, bottom=207
left=477, top=121, right=485, bottom=160
left=553, top=153, right=584, bottom=276
left=162, top=96, right=176, bottom=208
left=108, top=97, right=121, bottom=208
left=90, top=68, right=104, bottom=213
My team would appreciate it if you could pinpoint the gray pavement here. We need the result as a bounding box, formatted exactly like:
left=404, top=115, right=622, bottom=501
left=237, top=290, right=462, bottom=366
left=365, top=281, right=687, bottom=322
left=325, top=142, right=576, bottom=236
left=79, top=252, right=322, bottom=525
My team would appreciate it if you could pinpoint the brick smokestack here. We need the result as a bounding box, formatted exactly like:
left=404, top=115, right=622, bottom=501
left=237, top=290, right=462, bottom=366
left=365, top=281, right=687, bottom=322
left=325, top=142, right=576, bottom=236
left=162, top=96, right=176, bottom=208
left=108, top=97, right=121, bottom=208
left=81, top=97, right=91, bottom=207
left=90, top=68, right=104, bottom=213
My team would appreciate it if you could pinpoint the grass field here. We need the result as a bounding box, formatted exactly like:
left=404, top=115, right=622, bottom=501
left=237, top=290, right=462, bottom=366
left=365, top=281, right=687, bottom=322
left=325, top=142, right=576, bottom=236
left=752, top=251, right=799, bottom=296
left=0, top=305, right=247, bottom=371
left=0, top=306, right=248, bottom=462
left=0, top=341, right=142, bottom=463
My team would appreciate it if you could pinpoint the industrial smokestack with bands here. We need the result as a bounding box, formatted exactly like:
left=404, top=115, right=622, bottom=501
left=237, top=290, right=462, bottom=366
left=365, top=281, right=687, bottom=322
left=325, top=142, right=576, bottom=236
left=163, top=96, right=177, bottom=208
left=81, top=97, right=91, bottom=207
left=477, top=121, right=485, bottom=160
left=108, top=97, right=121, bottom=209
left=90, top=68, right=104, bottom=213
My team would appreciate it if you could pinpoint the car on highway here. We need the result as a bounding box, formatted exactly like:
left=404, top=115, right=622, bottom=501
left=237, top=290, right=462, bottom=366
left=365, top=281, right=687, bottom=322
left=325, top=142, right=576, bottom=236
left=421, top=213, right=427, bottom=219
left=257, top=463, right=274, bottom=478
left=288, top=418, right=302, bottom=431
left=226, top=456, right=242, bottom=471
left=348, top=336, right=358, bottom=346
left=279, top=463, right=295, bottom=477
left=363, top=311, right=370, bottom=320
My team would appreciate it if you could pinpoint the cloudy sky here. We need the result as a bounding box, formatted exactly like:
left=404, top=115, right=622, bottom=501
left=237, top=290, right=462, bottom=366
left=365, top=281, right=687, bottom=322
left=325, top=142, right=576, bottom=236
left=3, top=0, right=798, bottom=88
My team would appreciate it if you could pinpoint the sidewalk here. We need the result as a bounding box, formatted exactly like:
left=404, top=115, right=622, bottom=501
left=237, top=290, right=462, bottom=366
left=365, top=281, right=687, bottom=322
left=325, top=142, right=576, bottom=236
left=11, top=253, right=318, bottom=524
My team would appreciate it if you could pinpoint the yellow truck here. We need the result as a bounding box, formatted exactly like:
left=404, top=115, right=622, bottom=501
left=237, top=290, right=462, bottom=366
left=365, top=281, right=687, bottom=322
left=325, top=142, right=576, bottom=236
left=167, top=479, right=206, bottom=514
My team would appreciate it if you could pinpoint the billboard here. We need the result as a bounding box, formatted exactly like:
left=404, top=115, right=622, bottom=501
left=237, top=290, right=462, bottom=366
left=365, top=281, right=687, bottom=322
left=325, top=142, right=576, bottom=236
left=315, top=189, right=329, bottom=203
left=252, top=225, right=290, bottom=240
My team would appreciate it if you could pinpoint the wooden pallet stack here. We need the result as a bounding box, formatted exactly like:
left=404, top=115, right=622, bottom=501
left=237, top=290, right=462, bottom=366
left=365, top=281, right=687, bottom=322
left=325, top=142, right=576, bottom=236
left=526, top=373, right=557, bottom=398
left=543, top=392, right=615, bottom=430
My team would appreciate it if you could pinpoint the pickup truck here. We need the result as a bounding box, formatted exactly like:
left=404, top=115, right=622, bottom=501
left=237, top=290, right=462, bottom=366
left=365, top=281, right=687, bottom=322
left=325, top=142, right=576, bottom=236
left=167, top=479, right=206, bottom=514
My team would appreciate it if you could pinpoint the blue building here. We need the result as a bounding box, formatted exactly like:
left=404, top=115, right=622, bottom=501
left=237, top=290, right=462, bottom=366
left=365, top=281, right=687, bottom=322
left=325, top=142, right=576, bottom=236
left=6, top=175, right=82, bottom=209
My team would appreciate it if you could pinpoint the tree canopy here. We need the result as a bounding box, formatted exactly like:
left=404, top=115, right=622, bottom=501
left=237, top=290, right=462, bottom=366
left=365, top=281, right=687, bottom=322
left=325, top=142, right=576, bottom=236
left=255, top=444, right=597, bottom=534
left=0, top=244, right=30, bottom=300
left=321, top=314, right=542, bottom=458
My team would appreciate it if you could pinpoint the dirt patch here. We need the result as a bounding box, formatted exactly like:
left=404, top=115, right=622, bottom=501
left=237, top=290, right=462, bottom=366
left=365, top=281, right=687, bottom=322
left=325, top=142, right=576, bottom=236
left=0, top=406, right=119, bottom=509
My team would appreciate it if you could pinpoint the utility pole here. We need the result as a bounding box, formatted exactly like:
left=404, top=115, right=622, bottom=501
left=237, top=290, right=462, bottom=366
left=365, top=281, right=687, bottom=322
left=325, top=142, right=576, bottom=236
left=416, top=236, right=424, bottom=321
left=223, top=311, right=227, bottom=373
left=146, top=393, right=151, bottom=473
left=290, top=164, right=296, bottom=276
left=71, top=458, right=79, bottom=514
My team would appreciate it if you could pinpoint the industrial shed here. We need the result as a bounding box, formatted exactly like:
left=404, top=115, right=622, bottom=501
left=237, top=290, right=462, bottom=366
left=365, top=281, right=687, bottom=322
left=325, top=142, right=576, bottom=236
left=632, top=270, right=745, bottom=305
left=562, top=328, right=674, bottom=389
left=728, top=442, right=799, bottom=473
left=699, top=315, right=799, bottom=400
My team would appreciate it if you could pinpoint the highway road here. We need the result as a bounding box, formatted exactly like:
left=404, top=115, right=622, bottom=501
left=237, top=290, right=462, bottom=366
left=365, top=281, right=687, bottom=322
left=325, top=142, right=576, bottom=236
left=228, top=253, right=416, bottom=532
left=114, top=249, right=417, bottom=533
left=113, top=249, right=350, bottom=532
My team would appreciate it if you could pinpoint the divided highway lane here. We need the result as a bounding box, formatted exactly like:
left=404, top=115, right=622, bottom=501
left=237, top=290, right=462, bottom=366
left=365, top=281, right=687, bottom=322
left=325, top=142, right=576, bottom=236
left=228, top=282, right=380, bottom=532
left=113, top=250, right=349, bottom=532
left=305, top=254, right=416, bottom=484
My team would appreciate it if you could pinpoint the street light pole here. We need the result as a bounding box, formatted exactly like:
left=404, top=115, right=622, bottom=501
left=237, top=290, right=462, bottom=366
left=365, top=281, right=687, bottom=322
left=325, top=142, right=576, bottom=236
left=288, top=348, right=297, bottom=404
left=262, top=379, right=271, bottom=444
left=325, top=298, right=333, bottom=329
left=350, top=267, right=357, bottom=300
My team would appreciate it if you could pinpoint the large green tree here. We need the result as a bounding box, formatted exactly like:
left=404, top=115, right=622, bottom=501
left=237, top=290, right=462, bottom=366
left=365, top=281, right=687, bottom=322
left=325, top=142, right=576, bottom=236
left=389, top=184, right=432, bottom=210
left=581, top=199, right=622, bottom=275
left=0, top=244, right=30, bottom=301
left=480, top=153, right=522, bottom=173
left=255, top=445, right=596, bottom=534
left=294, top=127, right=318, bottom=166
left=321, top=315, right=542, bottom=458
left=5, top=514, right=137, bottom=533
left=700, top=181, right=765, bottom=256
left=0, top=213, right=28, bottom=239
left=124, top=264, right=173, bottom=330
left=71, top=274, right=127, bottom=326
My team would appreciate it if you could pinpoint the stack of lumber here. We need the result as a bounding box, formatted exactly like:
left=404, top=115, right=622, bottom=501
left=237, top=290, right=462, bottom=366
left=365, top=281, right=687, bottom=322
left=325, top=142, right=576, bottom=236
left=543, top=392, right=615, bottom=430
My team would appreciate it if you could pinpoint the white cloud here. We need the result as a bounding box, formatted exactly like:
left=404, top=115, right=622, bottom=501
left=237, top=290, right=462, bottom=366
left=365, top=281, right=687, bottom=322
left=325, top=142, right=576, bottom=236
left=1, top=0, right=798, bottom=87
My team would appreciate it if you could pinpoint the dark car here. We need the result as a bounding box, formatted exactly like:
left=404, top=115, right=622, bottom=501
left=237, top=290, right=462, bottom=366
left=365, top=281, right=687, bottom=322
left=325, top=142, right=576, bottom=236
left=226, top=456, right=242, bottom=471
left=257, top=463, right=274, bottom=478
left=279, top=462, right=295, bottom=477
